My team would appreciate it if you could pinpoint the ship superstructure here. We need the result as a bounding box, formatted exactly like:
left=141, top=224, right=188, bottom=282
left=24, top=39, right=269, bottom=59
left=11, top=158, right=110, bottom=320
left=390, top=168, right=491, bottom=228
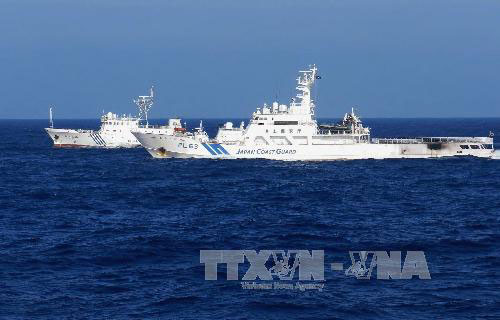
left=45, top=87, right=175, bottom=148
left=132, top=65, right=494, bottom=160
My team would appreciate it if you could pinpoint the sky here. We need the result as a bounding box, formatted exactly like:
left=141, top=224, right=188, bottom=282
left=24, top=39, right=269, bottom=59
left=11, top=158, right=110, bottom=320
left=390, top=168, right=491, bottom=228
left=1, top=0, right=499, bottom=119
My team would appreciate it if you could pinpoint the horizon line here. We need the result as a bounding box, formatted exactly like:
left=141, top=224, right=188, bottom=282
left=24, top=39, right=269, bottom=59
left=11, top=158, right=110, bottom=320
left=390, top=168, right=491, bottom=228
left=2, top=116, right=500, bottom=120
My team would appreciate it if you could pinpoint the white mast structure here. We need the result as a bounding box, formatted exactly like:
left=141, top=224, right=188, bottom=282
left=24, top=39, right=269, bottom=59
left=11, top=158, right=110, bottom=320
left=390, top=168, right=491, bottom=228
left=134, top=86, right=154, bottom=125
left=289, top=65, right=318, bottom=117
left=49, top=107, right=54, bottom=128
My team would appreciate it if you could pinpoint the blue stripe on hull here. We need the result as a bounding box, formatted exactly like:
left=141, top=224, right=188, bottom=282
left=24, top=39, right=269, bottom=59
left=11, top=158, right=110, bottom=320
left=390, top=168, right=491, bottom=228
left=201, top=143, right=217, bottom=155
left=211, top=144, right=229, bottom=155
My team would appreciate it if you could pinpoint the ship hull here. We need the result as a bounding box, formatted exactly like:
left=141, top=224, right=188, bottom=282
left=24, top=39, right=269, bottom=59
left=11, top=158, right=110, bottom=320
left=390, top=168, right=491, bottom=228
left=45, top=128, right=140, bottom=148
left=133, top=132, right=494, bottom=160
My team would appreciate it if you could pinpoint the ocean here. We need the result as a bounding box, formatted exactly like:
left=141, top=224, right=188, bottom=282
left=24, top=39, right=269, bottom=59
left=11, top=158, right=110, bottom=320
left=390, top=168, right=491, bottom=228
left=0, top=118, right=499, bottom=319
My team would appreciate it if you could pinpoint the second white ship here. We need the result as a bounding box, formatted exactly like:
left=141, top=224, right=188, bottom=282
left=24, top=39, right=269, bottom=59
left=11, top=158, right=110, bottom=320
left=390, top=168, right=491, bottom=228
left=46, top=87, right=158, bottom=148
left=132, top=65, right=495, bottom=160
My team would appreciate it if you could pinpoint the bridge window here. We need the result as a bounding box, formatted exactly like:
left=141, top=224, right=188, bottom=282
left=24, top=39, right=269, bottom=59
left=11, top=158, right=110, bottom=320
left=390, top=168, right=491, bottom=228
left=483, top=144, right=493, bottom=149
left=274, top=121, right=298, bottom=125
left=470, top=145, right=480, bottom=149
left=460, top=145, right=469, bottom=149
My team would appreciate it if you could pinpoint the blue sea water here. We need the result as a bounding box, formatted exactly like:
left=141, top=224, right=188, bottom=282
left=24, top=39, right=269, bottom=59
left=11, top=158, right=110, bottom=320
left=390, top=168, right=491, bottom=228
left=0, top=118, right=499, bottom=320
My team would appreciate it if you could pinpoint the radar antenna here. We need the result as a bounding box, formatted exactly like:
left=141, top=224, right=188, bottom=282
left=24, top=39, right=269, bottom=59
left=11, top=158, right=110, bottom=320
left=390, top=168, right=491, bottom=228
left=134, top=86, right=154, bottom=125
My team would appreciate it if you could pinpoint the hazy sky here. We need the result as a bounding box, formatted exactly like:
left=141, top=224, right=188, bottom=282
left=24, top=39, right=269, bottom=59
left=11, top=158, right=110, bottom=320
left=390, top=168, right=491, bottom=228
left=1, top=0, right=499, bottom=119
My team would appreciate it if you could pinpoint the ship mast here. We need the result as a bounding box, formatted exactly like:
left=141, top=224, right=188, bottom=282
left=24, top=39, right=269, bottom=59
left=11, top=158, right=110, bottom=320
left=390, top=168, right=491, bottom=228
left=134, top=86, right=154, bottom=125
left=49, top=107, right=54, bottom=128
left=294, top=65, right=319, bottom=116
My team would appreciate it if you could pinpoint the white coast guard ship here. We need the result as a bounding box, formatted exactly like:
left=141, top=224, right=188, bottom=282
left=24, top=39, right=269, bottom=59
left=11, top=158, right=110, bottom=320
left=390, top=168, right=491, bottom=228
left=132, top=65, right=495, bottom=160
left=46, top=87, right=162, bottom=148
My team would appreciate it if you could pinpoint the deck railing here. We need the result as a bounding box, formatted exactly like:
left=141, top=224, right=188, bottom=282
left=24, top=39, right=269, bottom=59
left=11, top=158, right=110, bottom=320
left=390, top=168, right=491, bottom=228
left=137, top=124, right=169, bottom=129
left=372, top=137, right=493, bottom=144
